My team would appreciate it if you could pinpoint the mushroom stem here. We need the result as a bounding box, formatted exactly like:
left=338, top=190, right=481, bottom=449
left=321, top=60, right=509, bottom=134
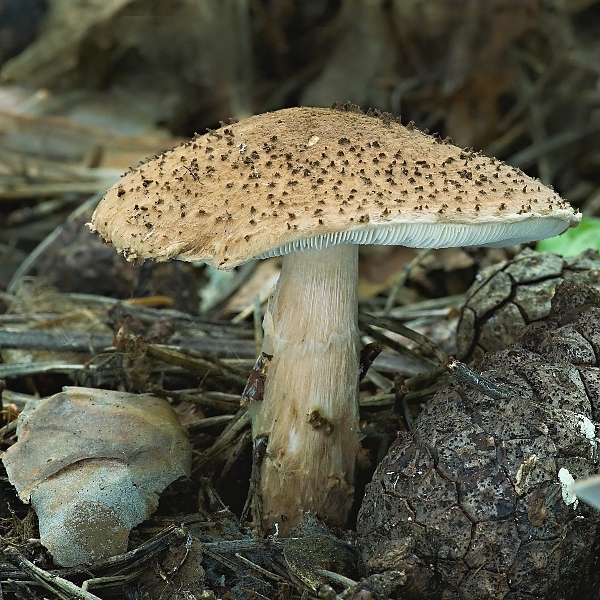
left=249, top=244, right=361, bottom=534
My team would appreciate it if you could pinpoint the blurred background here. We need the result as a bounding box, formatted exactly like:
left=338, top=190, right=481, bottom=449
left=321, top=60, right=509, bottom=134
left=0, top=0, right=599, bottom=302
left=2, top=3, right=600, bottom=595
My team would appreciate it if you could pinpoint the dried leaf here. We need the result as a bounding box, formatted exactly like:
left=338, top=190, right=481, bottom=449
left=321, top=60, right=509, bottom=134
left=2, top=386, right=192, bottom=566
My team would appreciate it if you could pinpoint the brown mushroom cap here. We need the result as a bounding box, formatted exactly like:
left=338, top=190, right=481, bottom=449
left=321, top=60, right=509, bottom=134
left=90, top=106, right=580, bottom=269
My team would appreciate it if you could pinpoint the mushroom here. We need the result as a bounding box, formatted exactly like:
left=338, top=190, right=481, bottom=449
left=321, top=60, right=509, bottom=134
left=90, top=105, right=580, bottom=535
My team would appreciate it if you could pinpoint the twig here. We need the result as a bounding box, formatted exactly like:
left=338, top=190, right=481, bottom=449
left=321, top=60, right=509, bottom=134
left=0, top=182, right=118, bottom=201
left=122, top=306, right=252, bottom=337
left=234, top=552, right=286, bottom=583
left=316, top=569, right=357, bottom=588
left=361, top=313, right=513, bottom=400
left=229, top=0, right=254, bottom=119
left=358, top=393, right=395, bottom=407
left=0, top=329, right=256, bottom=359
left=68, top=525, right=184, bottom=576
left=508, top=122, right=600, bottom=169
left=359, top=342, right=383, bottom=380
left=216, top=429, right=252, bottom=486
left=3, top=547, right=103, bottom=600
left=80, top=572, right=145, bottom=593
left=202, top=538, right=274, bottom=552
left=0, top=362, right=85, bottom=379
left=166, top=390, right=242, bottom=413
left=445, top=358, right=512, bottom=400
left=1, top=289, right=254, bottom=338
left=0, top=328, right=113, bottom=353
left=582, top=184, right=600, bottom=215
left=495, top=53, right=561, bottom=132
left=380, top=294, right=465, bottom=321
left=242, top=433, right=268, bottom=535
left=365, top=315, right=447, bottom=364
left=192, top=408, right=251, bottom=473
left=185, top=414, right=236, bottom=432
left=520, top=66, right=553, bottom=183
left=6, top=194, right=102, bottom=294
left=145, top=345, right=248, bottom=387
left=359, top=314, right=438, bottom=366
left=383, top=248, right=432, bottom=314
left=360, top=326, right=433, bottom=368
left=0, top=418, right=19, bottom=440
left=363, top=368, right=393, bottom=394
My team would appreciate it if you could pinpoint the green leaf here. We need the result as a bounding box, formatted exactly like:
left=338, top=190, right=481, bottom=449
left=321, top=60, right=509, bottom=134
left=536, top=217, right=600, bottom=256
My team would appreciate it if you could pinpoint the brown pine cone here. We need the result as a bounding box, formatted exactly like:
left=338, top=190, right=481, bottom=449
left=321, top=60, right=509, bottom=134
left=456, top=248, right=600, bottom=364
left=357, top=280, right=600, bottom=599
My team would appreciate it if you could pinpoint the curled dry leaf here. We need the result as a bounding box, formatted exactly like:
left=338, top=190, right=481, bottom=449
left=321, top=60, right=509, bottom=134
left=2, top=387, right=192, bottom=567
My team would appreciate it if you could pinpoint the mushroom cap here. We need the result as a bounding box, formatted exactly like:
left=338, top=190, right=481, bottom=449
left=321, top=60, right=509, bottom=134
left=90, top=106, right=580, bottom=269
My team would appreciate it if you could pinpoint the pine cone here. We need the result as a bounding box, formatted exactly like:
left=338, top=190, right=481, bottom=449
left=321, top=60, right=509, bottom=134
left=357, top=280, right=600, bottom=599
left=456, top=248, right=600, bottom=364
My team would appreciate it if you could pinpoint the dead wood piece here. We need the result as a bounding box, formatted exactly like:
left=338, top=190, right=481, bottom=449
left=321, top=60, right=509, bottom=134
left=0, top=328, right=255, bottom=358
left=3, top=547, right=103, bottom=600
